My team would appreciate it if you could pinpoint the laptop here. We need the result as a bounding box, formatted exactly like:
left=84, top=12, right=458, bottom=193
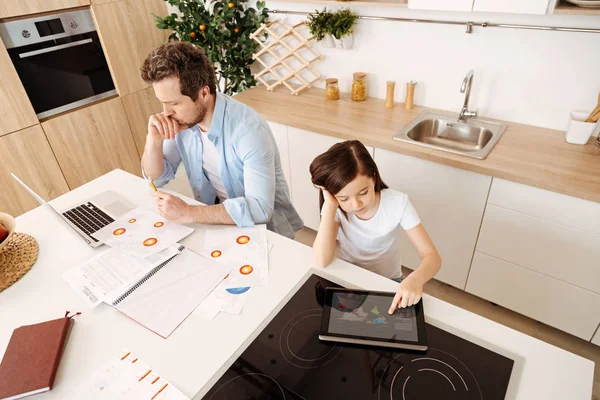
left=11, top=173, right=135, bottom=248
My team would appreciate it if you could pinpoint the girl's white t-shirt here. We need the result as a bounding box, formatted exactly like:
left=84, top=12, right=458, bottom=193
left=333, top=189, right=421, bottom=279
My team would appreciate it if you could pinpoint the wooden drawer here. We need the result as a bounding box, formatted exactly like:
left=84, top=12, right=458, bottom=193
left=477, top=204, right=600, bottom=294
left=488, top=178, right=600, bottom=236
left=466, top=252, right=600, bottom=340
left=0, top=0, right=89, bottom=19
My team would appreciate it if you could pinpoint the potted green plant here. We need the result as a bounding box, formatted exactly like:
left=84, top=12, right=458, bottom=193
left=306, top=9, right=334, bottom=48
left=329, top=8, right=358, bottom=50
left=155, top=0, right=269, bottom=95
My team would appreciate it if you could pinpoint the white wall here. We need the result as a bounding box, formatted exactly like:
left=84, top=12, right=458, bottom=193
left=257, top=3, right=600, bottom=131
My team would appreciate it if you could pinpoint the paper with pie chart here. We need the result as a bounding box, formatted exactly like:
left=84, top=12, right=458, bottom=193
left=93, top=207, right=194, bottom=258
left=201, top=225, right=268, bottom=289
left=197, top=282, right=251, bottom=315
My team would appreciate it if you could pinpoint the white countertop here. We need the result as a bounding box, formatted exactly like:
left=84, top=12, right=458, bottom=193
left=0, top=169, right=594, bottom=399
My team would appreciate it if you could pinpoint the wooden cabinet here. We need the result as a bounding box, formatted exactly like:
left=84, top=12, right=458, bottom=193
left=0, top=125, right=69, bottom=216
left=473, top=0, right=550, bottom=14
left=0, top=0, right=89, bottom=19
left=267, top=122, right=292, bottom=196
left=374, top=148, right=491, bottom=289
left=287, top=127, right=374, bottom=231
left=121, top=87, right=162, bottom=157
left=41, top=97, right=141, bottom=189
left=92, top=0, right=170, bottom=96
left=0, top=37, right=37, bottom=137
left=466, top=252, right=600, bottom=340
left=408, top=0, right=474, bottom=11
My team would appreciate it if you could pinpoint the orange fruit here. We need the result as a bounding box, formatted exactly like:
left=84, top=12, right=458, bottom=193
left=228, top=2, right=234, bottom=8
left=190, top=32, right=196, bottom=38
left=234, top=27, right=239, bottom=33
left=226, top=43, right=230, bottom=47
left=199, top=24, right=206, bottom=31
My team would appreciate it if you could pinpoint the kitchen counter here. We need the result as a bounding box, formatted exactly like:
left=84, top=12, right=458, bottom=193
left=0, top=169, right=593, bottom=399
left=234, top=86, right=600, bottom=204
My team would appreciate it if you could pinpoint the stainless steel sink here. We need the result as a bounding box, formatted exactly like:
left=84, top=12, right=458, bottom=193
left=393, top=111, right=508, bottom=159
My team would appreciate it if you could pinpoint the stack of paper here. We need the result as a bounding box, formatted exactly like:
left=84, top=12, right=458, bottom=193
left=63, top=245, right=183, bottom=307
left=93, top=207, right=194, bottom=258
left=67, top=350, right=189, bottom=399
left=113, top=248, right=230, bottom=338
left=195, top=225, right=270, bottom=320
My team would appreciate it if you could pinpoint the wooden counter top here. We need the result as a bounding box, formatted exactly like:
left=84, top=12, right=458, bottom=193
left=235, top=86, right=600, bottom=204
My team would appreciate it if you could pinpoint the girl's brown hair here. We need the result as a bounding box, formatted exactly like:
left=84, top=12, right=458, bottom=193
left=309, top=140, right=388, bottom=211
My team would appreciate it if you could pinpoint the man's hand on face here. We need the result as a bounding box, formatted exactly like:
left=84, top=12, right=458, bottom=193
left=148, top=113, right=182, bottom=141
left=152, top=191, right=192, bottom=223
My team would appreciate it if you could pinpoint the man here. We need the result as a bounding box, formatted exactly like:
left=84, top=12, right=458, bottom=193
left=140, top=41, right=303, bottom=239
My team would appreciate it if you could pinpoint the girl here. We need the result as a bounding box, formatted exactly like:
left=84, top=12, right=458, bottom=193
left=309, top=140, right=441, bottom=314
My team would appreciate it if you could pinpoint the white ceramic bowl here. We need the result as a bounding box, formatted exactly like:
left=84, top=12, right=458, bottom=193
left=0, top=212, right=16, bottom=252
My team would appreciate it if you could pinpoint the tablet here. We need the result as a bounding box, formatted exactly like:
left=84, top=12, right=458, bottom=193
left=319, top=288, right=428, bottom=351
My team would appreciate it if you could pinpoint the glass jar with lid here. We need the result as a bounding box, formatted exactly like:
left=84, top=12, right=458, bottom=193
left=351, top=72, right=367, bottom=102
left=325, top=78, right=340, bottom=101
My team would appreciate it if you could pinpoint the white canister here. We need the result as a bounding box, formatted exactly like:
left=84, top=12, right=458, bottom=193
left=565, top=111, right=600, bottom=145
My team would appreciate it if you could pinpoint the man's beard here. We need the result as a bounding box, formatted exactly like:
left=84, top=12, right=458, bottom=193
left=175, top=102, right=206, bottom=128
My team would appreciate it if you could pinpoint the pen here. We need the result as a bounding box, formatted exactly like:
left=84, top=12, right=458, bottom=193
left=150, top=180, right=157, bottom=192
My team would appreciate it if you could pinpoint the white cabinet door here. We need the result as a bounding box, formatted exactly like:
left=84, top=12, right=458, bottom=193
left=477, top=204, right=600, bottom=294
left=267, top=121, right=292, bottom=196
left=408, top=0, right=474, bottom=11
left=488, top=178, right=600, bottom=236
left=473, top=0, right=549, bottom=14
left=593, top=327, right=600, bottom=346
left=374, top=148, right=491, bottom=289
left=466, top=252, right=600, bottom=341
left=287, top=127, right=374, bottom=231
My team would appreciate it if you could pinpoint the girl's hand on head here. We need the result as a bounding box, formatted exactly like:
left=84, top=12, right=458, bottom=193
left=321, top=188, right=340, bottom=209
left=389, top=276, right=423, bottom=314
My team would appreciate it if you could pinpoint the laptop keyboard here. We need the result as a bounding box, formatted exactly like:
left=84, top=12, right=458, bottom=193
left=62, top=202, right=114, bottom=242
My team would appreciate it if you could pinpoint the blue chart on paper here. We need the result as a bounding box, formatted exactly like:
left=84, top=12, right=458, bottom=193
left=226, top=287, right=251, bottom=295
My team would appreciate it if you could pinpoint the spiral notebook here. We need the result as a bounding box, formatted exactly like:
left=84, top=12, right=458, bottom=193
left=63, top=245, right=185, bottom=308
left=109, top=249, right=232, bottom=338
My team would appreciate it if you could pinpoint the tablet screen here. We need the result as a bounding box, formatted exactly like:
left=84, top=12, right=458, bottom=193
left=327, top=292, right=419, bottom=342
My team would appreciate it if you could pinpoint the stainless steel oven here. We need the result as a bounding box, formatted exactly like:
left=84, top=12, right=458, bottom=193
left=0, top=9, right=116, bottom=119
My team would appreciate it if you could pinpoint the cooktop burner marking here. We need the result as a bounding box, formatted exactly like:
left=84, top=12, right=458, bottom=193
left=401, top=375, right=411, bottom=400
left=207, top=373, right=286, bottom=399
left=418, top=368, right=456, bottom=391
left=279, top=309, right=342, bottom=369
left=287, top=315, right=337, bottom=362
left=412, top=356, right=468, bottom=391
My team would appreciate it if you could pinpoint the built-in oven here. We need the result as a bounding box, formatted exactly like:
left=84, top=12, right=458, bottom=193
left=0, top=9, right=116, bottom=119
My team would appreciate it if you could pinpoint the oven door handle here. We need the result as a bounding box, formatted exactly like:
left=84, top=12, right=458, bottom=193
left=18, top=38, right=93, bottom=59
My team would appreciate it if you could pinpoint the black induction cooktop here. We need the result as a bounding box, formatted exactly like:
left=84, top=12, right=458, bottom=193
left=204, top=275, right=514, bottom=400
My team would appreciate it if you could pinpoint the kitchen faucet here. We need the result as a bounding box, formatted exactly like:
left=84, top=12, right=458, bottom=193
left=459, top=70, right=478, bottom=122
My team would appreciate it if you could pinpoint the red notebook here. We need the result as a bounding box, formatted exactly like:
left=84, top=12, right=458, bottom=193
left=0, top=312, right=77, bottom=400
